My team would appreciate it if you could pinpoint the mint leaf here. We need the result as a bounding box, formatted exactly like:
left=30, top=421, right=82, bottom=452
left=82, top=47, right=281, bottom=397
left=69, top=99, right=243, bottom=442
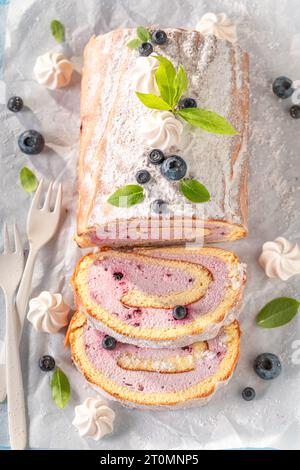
left=136, top=26, right=150, bottom=42
left=127, top=38, right=142, bottom=49
left=51, top=368, right=71, bottom=409
left=173, top=64, right=189, bottom=105
left=154, top=55, right=176, bottom=107
left=177, top=108, right=238, bottom=135
left=256, top=297, right=300, bottom=328
left=50, top=20, right=65, bottom=44
left=19, top=167, right=38, bottom=193
left=107, top=185, right=145, bottom=208
left=135, top=92, right=171, bottom=110
left=180, top=179, right=210, bottom=203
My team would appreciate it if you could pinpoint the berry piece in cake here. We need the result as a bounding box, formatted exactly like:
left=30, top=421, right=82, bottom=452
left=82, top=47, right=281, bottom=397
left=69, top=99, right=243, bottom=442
left=290, top=105, right=300, bottom=119
left=254, top=353, right=281, bottom=380
left=139, top=42, right=153, bottom=57
left=136, top=169, right=151, bottom=184
left=7, top=96, right=24, bottom=112
left=39, top=355, right=56, bottom=372
left=151, top=199, right=168, bottom=214
left=151, top=30, right=167, bottom=45
left=178, top=97, right=197, bottom=109
left=113, top=272, right=123, bottom=280
left=173, top=305, right=187, bottom=320
left=272, top=76, right=294, bottom=99
left=161, top=155, right=187, bottom=181
left=102, top=336, right=117, bottom=350
left=18, top=130, right=45, bottom=155
left=242, top=387, right=256, bottom=401
left=148, top=149, right=165, bottom=165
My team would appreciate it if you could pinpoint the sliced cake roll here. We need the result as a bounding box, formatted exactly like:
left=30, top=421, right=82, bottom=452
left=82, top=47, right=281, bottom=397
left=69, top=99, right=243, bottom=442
left=68, top=311, right=240, bottom=409
left=72, top=247, right=246, bottom=348
left=76, top=28, right=249, bottom=248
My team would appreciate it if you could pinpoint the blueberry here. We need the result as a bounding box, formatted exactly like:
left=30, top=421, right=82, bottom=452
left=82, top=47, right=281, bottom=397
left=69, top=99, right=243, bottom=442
left=113, top=272, right=123, bottom=280
left=136, top=169, right=151, bottom=184
left=290, top=105, right=300, bottom=119
left=39, top=355, right=55, bottom=372
left=148, top=149, right=165, bottom=165
left=161, top=155, right=187, bottom=181
left=272, top=76, right=294, bottom=99
left=7, top=96, right=23, bottom=112
left=139, top=42, right=153, bottom=57
left=102, top=335, right=117, bottom=350
left=178, top=98, right=197, bottom=109
left=173, top=305, right=187, bottom=320
left=254, top=353, right=282, bottom=380
left=18, top=130, right=45, bottom=155
left=151, top=199, right=168, bottom=214
left=151, top=30, right=167, bottom=45
left=242, top=387, right=256, bottom=401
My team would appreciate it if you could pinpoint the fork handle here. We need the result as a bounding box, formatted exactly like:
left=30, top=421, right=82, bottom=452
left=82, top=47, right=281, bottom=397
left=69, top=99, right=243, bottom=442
left=0, top=246, right=39, bottom=403
left=5, top=292, right=27, bottom=450
left=16, top=246, right=38, bottom=336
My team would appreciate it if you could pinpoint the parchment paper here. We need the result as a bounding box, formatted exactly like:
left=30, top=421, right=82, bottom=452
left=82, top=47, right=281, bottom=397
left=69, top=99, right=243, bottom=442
left=0, top=0, right=300, bottom=450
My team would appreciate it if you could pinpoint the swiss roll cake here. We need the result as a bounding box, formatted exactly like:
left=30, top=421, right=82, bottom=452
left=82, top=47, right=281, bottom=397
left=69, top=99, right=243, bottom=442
left=76, top=27, right=249, bottom=248
left=68, top=311, right=241, bottom=409
left=72, top=247, right=246, bottom=348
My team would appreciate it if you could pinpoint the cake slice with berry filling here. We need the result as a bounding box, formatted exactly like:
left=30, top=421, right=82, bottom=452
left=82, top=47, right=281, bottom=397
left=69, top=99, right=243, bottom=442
left=68, top=311, right=240, bottom=409
left=71, top=247, right=246, bottom=348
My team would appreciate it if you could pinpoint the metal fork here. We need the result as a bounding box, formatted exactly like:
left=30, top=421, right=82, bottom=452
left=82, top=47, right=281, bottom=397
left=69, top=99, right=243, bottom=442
left=0, top=224, right=26, bottom=449
left=0, top=180, right=62, bottom=402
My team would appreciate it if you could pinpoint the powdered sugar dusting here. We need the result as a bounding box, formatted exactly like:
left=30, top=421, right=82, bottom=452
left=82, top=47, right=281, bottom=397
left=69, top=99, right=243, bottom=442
left=79, top=28, right=248, bottom=229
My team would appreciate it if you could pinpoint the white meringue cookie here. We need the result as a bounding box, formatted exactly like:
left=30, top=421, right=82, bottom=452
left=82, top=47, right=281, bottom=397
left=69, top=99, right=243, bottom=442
left=72, top=398, right=115, bottom=441
left=132, top=55, right=159, bottom=94
left=195, top=12, right=237, bottom=43
left=259, top=237, right=300, bottom=281
left=34, top=52, right=73, bottom=90
left=27, top=291, right=70, bottom=333
left=140, top=110, right=183, bottom=151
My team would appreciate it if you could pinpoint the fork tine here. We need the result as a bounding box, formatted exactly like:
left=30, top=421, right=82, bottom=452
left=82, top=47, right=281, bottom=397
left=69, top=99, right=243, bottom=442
left=43, top=181, right=53, bottom=211
left=13, top=224, right=22, bottom=254
left=2, top=223, right=10, bottom=254
left=53, top=183, right=62, bottom=213
left=31, top=178, right=44, bottom=210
